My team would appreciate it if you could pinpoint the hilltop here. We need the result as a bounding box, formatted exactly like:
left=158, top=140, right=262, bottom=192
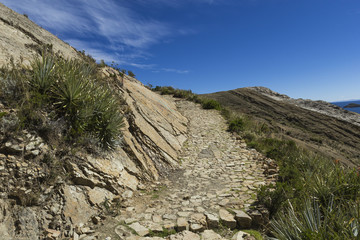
left=204, top=87, right=360, bottom=166
left=345, top=103, right=360, bottom=109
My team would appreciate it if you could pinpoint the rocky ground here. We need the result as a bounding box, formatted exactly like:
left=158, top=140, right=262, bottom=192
left=91, top=98, right=277, bottom=240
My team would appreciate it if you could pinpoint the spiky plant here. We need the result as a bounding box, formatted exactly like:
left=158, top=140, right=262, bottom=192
left=271, top=198, right=360, bottom=240
left=30, top=54, right=55, bottom=93
left=53, top=70, right=90, bottom=119
left=87, top=85, right=124, bottom=149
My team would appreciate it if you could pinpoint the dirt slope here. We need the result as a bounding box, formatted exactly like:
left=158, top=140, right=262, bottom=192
left=204, top=88, right=360, bottom=166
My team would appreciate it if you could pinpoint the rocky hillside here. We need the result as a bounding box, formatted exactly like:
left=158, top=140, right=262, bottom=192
left=0, top=3, right=188, bottom=239
left=204, top=87, right=360, bottom=166
left=249, top=86, right=360, bottom=126
left=0, top=3, right=80, bottom=67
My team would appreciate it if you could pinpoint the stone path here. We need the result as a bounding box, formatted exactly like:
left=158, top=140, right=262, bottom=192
left=95, top=99, right=276, bottom=240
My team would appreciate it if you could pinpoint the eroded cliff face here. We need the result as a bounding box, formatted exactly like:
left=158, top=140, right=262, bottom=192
left=0, top=3, right=188, bottom=239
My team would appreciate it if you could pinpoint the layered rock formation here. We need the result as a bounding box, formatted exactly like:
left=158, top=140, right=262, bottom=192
left=0, top=3, right=188, bottom=239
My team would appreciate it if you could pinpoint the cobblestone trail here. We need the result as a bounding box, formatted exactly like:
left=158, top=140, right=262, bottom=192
left=97, top=99, right=276, bottom=240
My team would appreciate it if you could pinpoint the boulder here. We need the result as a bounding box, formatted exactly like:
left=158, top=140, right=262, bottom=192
left=176, top=217, right=189, bottom=231
left=87, top=187, right=115, bottom=207
left=190, top=223, right=204, bottom=233
left=204, top=212, right=219, bottom=229
left=232, top=231, right=254, bottom=240
left=233, top=210, right=252, bottom=228
left=219, top=209, right=236, bottom=229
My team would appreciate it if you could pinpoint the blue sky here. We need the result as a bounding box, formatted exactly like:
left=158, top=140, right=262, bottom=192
left=2, top=0, right=359, bottom=101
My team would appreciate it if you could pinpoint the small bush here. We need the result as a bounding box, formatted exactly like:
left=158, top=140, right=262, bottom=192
left=128, top=70, right=135, bottom=78
left=87, top=86, right=124, bottom=149
left=159, top=86, right=175, bottom=95
left=228, top=117, right=245, bottom=133
left=200, top=98, right=221, bottom=110
left=0, top=64, right=27, bottom=106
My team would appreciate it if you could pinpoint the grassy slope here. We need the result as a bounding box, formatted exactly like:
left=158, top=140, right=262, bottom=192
left=203, top=88, right=360, bottom=167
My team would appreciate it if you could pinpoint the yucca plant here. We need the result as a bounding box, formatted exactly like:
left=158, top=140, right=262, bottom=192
left=96, top=109, right=124, bottom=149
left=53, top=71, right=90, bottom=117
left=271, top=198, right=360, bottom=240
left=87, top=85, right=124, bottom=149
left=30, top=54, right=55, bottom=93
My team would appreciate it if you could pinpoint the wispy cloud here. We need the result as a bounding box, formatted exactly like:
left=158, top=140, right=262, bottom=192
left=1, top=0, right=199, bottom=73
left=134, top=0, right=223, bottom=7
left=162, top=68, right=189, bottom=74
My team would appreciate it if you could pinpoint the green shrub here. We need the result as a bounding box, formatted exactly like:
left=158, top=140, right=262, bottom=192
left=0, top=64, right=27, bottom=106
left=228, top=117, right=245, bottom=133
left=128, top=70, right=135, bottom=78
left=173, top=89, right=192, bottom=98
left=200, top=98, right=221, bottom=110
left=158, top=86, right=175, bottom=95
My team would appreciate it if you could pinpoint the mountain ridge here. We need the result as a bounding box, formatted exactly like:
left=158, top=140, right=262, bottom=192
left=204, top=87, right=360, bottom=166
left=246, top=86, right=360, bottom=126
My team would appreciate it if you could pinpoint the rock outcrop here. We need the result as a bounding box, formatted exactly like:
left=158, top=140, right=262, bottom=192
left=0, top=3, right=80, bottom=67
left=0, top=3, right=188, bottom=239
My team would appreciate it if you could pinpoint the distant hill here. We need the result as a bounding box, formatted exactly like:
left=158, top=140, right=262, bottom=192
left=344, top=103, right=360, bottom=108
left=203, top=87, right=360, bottom=166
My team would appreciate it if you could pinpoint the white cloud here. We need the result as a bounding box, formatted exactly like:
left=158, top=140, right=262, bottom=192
left=134, top=0, right=222, bottom=7
left=1, top=0, right=194, bottom=73
left=162, top=68, right=189, bottom=74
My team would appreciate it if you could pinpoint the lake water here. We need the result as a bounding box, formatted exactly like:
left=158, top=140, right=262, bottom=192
left=332, top=100, right=360, bottom=114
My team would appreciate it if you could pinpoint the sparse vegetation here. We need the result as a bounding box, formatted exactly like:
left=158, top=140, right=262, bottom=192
left=127, top=70, right=135, bottom=78
left=0, top=52, right=124, bottom=149
left=201, top=98, right=221, bottom=110
left=148, top=228, right=176, bottom=237
left=228, top=117, right=246, bottom=133
left=152, top=86, right=220, bottom=110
